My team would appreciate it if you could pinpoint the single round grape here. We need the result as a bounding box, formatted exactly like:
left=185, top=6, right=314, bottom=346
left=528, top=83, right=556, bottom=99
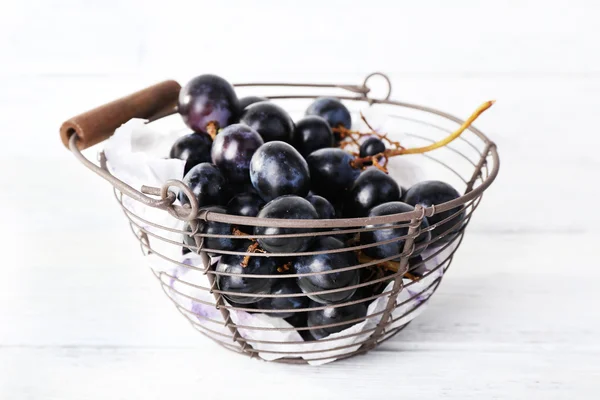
left=286, top=311, right=308, bottom=331
left=254, top=196, right=318, bottom=253
left=292, top=116, right=334, bottom=157
left=344, top=168, right=401, bottom=217
left=307, top=300, right=367, bottom=340
left=250, top=141, right=311, bottom=202
left=216, top=240, right=277, bottom=304
left=178, top=74, right=240, bottom=133
left=306, top=194, right=336, bottom=219
left=360, top=201, right=431, bottom=260
left=359, top=137, right=386, bottom=158
left=240, top=102, right=294, bottom=143
left=211, top=123, right=264, bottom=184
left=179, top=163, right=228, bottom=207
left=182, top=206, right=236, bottom=256
left=256, top=279, right=309, bottom=318
left=239, top=96, right=269, bottom=110
left=403, top=180, right=466, bottom=247
left=305, top=97, right=351, bottom=141
left=226, top=192, right=265, bottom=218
left=170, top=132, right=213, bottom=176
left=293, top=236, right=359, bottom=304
left=306, top=148, right=360, bottom=202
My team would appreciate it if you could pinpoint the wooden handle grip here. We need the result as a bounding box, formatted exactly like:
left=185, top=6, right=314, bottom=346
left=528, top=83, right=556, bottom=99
left=60, top=80, right=181, bottom=150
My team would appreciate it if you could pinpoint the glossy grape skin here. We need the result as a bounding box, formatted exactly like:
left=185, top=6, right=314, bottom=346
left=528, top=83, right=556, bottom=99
left=359, top=137, right=386, bottom=157
left=344, top=168, right=401, bottom=217
left=239, top=96, right=269, bottom=110
left=293, top=236, right=359, bottom=304
left=292, top=116, right=334, bottom=157
left=256, top=279, right=309, bottom=318
left=178, top=74, right=240, bottom=133
left=305, top=97, right=352, bottom=135
left=403, top=181, right=466, bottom=247
left=179, top=163, right=228, bottom=207
left=306, top=148, right=360, bottom=202
left=307, top=300, right=367, bottom=339
left=182, top=206, right=235, bottom=256
left=226, top=192, right=265, bottom=218
left=254, top=196, right=318, bottom=253
left=170, top=132, right=213, bottom=175
left=240, top=102, right=294, bottom=143
left=216, top=240, right=277, bottom=304
left=360, top=201, right=431, bottom=260
left=211, top=124, right=264, bottom=184
left=306, top=195, right=336, bottom=219
left=250, top=141, right=311, bottom=202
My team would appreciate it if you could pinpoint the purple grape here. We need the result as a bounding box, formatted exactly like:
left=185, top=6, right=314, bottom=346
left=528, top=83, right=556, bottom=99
left=293, top=236, right=359, bottom=304
left=307, top=300, right=367, bottom=339
left=306, top=194, right=336, bottom=219
left=306, top=148, right=360, bottom=203
left=403, top=181, right=466, bottom=247
left=178, top=74, right=240, bottom=133
left=250, top=141, right=311, bottom=202
left=344, top=168, right=401, bottom=217
left=360, top=201, right=431, bottom=260
left=239, top=96, right=269, bottom=110
left=256, top=279, right=309, bottom=318
left=211, top=124, right=264, bottom=184
left=305, top=97, right=352, bottom=141
left=254, top=196, right=318, bottom=253
left=170, top=132, right=213, bottom=176
left=179, top=163, right=228, bottom=207
left=241, top=102, right=294, bottom=143
left=292, top=116, right=334, bottom=156
left=359, top=137, right=386, bottom=157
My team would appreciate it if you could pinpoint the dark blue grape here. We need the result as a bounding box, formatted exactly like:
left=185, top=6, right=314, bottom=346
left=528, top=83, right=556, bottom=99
left=407, top=255, right=428, bottom=278
left=216, top=240, right=277, bottom=304
left=250, top=141, right=311, bottom=202
left=182, top=206, right=236, bottom=256
left=226, top=192, right=265, bottom=218
left=359, top=137, right=386, bottom=157
left=178, top=74, right=240, bottom=133
left=292, top=116, right=334, bottom=157
left=211, top=124, right=263, bottom=184
left=403, top=180, right=465, bottom=247
left=344, top=168, right=401, bottom=217
left=307, top=300, right=367, bottom=339
left=256, top=279, right=309, bottom=318
left=305, top=97, right=352, bottom=130
left=306, top=195, right=336, bottom=219
left=179, top=163, right=228, bottom=207
left=254, top=196, right=318, bottom=253
left=306, top=148, right=360, bottom=202
left=170, top=132, right=213, bottom=176
left=286, top=312, right=308, bottom=331
left=239, top=96, right=268, bottom=110
left=293, top=236, right=359, bottom=304
left=241, top=102, right=294, bottom=143
left=360, top=201, right=431, bottom=260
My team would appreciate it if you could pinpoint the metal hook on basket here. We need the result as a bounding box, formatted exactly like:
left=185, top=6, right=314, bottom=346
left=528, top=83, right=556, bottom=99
left=160, top=179, right=198, bottom=221
left=362, top=72, right=392, bottom=103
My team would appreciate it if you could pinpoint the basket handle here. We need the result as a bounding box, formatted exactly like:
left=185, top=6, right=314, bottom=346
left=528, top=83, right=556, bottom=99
left=59, top=80, right=181, bottom=150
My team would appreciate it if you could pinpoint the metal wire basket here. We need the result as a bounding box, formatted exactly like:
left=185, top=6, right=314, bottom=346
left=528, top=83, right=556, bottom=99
left=60, top=73, right=500, bottom=364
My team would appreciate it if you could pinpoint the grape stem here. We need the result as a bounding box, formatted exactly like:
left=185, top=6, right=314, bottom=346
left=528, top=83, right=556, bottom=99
left=206, top=122, right=218, bottom=140
left=357, top=252, right=420, bottom=281
left=339, top=100, right=495, bottom=173
left=241, top=241, right=264, bottom=268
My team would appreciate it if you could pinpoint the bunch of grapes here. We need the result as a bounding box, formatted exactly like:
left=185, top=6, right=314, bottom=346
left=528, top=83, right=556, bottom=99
left=171, top=74, right=489, bottom=339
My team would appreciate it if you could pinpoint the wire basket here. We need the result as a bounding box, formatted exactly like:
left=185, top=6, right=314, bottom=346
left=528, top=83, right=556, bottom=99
left=60, top=73, right=499, bottom=364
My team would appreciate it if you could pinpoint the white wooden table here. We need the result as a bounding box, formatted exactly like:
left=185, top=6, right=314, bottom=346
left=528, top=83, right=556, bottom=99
left=1, top=1, right=599, bottom=398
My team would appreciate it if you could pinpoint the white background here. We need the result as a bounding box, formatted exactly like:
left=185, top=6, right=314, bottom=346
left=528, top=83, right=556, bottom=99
left=1, top=0, right=599, bottom=398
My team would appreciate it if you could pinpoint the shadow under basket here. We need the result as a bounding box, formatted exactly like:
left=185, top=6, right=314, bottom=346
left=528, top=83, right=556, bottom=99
left=60, top=73, right=500, bottom=364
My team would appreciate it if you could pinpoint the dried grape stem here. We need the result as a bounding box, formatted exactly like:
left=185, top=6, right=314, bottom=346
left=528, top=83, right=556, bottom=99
left=241, top=241, right=264, bottom=268
left=206, top=122, right=218, bottom=139
left=358, top=253, right=421, bottom=281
